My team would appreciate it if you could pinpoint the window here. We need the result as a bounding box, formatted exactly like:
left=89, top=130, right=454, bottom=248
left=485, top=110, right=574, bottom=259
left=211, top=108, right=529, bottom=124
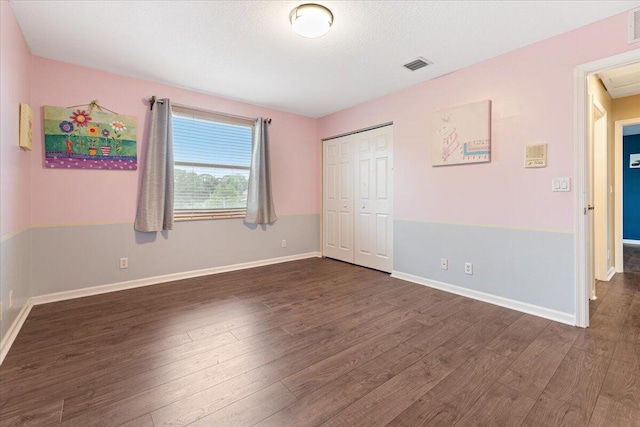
left=172, top=105, right=254, bottom=220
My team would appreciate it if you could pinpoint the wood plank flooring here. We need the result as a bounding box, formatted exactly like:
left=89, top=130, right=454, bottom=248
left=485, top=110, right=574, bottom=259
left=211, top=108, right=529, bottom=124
left=624, top=244, right=640, bottom=273
left=1, top=258, right=638, bottom=426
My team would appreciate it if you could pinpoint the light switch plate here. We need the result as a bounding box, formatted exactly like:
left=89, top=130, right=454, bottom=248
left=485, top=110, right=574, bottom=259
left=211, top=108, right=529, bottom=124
left=552, top=177, right=571, bottom=192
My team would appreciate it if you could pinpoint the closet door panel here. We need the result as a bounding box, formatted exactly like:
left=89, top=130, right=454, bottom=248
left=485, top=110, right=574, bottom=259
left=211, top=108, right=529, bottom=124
left=323, top=137, right=354, bottom=263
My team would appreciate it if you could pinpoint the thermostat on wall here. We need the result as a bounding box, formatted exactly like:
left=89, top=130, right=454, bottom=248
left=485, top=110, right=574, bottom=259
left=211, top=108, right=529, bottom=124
left=525, top=144, right=547, bottom=168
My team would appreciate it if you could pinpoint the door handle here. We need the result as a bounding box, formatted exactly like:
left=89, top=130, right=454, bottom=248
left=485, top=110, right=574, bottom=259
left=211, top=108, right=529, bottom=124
left=588, top=205, right=594, bottom=210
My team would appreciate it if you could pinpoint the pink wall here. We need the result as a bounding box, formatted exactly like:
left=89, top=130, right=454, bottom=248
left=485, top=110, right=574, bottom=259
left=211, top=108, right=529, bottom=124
left=318, top=11, right=637, bottom=232
left=7, top=8, right=638, bottom=232
left=1, top=0, right=32, bottom=237
left=29, top=58, right=320, bottom=226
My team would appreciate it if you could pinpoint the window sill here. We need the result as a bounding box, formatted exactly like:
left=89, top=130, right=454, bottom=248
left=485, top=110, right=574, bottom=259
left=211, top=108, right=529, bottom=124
left=175, top=210, right=246, bottom=221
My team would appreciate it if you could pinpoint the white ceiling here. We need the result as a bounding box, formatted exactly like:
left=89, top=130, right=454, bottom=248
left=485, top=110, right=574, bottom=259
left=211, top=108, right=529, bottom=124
left=597, top=63, right=640, bottom=98
left=10, top=1, right=640, bottom=118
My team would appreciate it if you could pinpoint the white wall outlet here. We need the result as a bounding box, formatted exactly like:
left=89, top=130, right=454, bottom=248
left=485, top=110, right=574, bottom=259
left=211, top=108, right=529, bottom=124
left=465, top=263, right=473, bottom=275
left=281, top=240, right=287, bottom=248
left=120, top=257, right=128, bottom=269
left=440, top=258, right=448, bottom=270
left=9, top=290, right=14, bottom=309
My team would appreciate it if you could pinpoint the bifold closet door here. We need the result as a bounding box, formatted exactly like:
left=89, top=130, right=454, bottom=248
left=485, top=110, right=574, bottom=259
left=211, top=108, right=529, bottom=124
left=353, top=126, right=393, bottom=272
left=323, top=135, right=354, bottom=263
left=323, top=125, right=393, bottom=272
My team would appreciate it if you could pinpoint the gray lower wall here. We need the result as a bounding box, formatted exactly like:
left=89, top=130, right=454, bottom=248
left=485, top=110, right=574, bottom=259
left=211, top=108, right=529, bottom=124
left=1, top=229, right=32, bottom=342
left=4, top=216, right=574, bottom=344
left=31, top=214, right=319, bottom=296
left=394, top=220, right=575, bottom=315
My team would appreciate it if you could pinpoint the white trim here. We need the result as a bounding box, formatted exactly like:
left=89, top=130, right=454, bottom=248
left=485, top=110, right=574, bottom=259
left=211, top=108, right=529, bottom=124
left=606, top=266, right=616, bottom=281
left=31, top=252, right=321, bottom=305
left=0, top=299, right=34, bottom=365
left=391, top=271, right=576, bottom=326
left=574, top=49, right=640, bottom=328
left=321, top=121, right=393, bottom=141
left=623, top=239, right=640, bottom=246
left=0, top=252, right=320, bottom=365
left=575, top=63, right=589, bottom=328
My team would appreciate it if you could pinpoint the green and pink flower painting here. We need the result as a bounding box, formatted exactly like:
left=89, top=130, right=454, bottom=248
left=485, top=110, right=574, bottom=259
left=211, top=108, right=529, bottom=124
left=44, top=105, right=137, bottom=170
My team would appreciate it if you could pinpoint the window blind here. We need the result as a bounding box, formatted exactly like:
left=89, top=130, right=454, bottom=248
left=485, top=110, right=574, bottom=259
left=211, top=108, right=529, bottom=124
left=172, top=106, right=254, bottom=218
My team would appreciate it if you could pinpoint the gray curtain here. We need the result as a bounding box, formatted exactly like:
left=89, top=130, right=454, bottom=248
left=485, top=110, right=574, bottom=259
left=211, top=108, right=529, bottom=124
left=245, top=118, right=277, bottom=224
left=134, top=98, right=174, bottom=232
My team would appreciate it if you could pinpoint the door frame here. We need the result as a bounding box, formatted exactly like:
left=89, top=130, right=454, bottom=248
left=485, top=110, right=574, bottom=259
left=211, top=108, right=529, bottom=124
left=614, top=117, right=640, bottom=271
left=574, top=48, right=640, bottom=328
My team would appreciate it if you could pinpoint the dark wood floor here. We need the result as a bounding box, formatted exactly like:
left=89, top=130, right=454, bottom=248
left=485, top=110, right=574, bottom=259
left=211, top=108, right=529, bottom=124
left=624, top=244, right=640, bottom=273
left=1, top=258, right=638, bottom=426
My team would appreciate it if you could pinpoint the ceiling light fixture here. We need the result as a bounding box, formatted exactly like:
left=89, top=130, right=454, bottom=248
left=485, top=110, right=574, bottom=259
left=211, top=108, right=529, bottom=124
left=290, top=3, right=334, bottom=38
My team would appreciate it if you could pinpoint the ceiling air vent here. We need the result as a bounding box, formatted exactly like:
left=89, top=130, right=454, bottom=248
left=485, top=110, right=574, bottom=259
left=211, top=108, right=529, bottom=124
left=403, top=57, right=432, bottom=71
left=630, top=7, right=640, bottom=44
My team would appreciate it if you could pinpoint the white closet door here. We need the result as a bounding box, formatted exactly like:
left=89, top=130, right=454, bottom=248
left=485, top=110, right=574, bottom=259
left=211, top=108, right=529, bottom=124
left=354, top=126, right=393, bottom=272
left=322, top=125, right=393, bottom=271
left=323, top=136, right=354, bottom=263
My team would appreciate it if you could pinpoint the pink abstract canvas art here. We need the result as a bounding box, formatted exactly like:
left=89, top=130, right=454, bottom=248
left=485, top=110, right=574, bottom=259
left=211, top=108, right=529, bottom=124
left=431, top=100, right=491, bottom=166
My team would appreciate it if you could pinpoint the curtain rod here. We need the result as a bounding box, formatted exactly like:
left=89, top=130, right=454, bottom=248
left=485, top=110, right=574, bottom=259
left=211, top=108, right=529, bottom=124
left=148, top=96, right=271, bottom=124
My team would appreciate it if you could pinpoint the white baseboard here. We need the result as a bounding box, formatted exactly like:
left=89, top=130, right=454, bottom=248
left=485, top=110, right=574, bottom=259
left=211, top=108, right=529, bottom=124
left=0, top=298, right=34, bottom=365
left=1, top=251, right=320, bottom=365
left=606, top=266, right=616, bottom=281
left=31, top=252, right=322, bottom=305
left=391, top=271, right=576, bottom=326
left=623, top=239, right=640, bottom=246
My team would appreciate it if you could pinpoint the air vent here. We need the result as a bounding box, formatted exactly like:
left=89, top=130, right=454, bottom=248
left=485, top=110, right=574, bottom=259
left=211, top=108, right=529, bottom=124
left=403, top=57, right=432, bottom=71
left=630, top=7, right=640, bottom=44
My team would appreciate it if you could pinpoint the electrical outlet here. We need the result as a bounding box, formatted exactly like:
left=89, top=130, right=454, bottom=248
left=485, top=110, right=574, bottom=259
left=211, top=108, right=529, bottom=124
left=465, top=263, right=473, bottom=275
left=120, top=257, right=128, bottom=269
left=9, top=290, right=14, bottom=309
left=440, top=258, right=448, bottom=270
left=281, top=240, right=287, bottom=248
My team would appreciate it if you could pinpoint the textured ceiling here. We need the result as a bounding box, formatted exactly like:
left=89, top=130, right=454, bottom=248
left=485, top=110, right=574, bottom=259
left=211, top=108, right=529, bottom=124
left=10, top=1, right=640, bottom=118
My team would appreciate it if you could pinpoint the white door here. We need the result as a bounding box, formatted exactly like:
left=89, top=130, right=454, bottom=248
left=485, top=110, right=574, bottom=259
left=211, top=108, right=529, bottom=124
left=587, top=123, right=596, bottom=300
left=322, top=125, right=394, bottom=272
left=323, top=136, right=354, bottom=263
left=592, top=100, right=610, bottom=283
left=587, top=97, right=600, bottom=299
left=354, top=127, right=393, bottom=272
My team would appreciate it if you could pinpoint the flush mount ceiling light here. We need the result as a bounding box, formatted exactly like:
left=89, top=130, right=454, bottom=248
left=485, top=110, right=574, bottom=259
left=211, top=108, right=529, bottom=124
left=290, top=3, right=334, bottom=38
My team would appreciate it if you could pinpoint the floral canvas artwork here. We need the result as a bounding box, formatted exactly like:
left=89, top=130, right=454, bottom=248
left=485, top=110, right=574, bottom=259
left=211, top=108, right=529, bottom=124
left=44, top=105, right=137, bottom=170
